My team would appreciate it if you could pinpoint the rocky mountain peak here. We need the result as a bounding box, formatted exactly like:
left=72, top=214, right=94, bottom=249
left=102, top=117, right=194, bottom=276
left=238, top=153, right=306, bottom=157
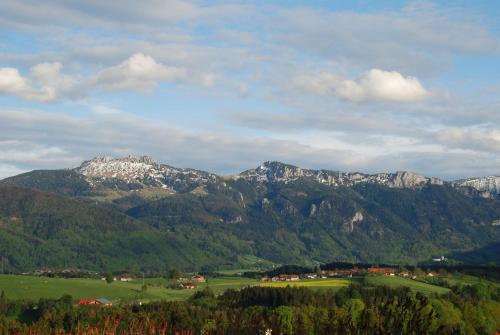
left=384, top=171, right=444, bottom=188
left=453, top=176, right=500, bottom=196
left=76, top=155, right=161, bottom=176
left=239, top=162, right=444, bottom=189
left=67, top=155, right=492, bottom=196
left=74, top=155, right=217, bottom=190
left=74, top=155, right=166, bottom=187
left=240, top=161, right=308, bottom=182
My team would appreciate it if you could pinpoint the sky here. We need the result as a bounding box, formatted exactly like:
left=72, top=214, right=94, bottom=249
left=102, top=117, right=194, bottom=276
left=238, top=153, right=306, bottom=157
left=0, top=0, right=500, bottom=180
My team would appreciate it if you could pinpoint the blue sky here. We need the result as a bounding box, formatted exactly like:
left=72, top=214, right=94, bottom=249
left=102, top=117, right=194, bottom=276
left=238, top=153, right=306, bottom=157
left=0, top=0, right=499, bottom=179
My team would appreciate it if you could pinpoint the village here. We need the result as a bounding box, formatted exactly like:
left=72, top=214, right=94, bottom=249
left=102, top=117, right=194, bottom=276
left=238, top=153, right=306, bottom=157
left=260, top=266, right=423, bottom=282
left=21, top=264, right=446, bottom=308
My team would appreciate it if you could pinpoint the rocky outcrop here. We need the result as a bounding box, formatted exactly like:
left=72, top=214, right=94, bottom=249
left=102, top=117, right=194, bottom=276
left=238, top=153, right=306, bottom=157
left=74, top=156, right=496, bottom=198
left=74, top=155, right=218, bottom=191
left=343, top=211, right=364, bottom=233
left=453, top=176, right=500, bottom=197
left=239, top=161, right=443, bottom=190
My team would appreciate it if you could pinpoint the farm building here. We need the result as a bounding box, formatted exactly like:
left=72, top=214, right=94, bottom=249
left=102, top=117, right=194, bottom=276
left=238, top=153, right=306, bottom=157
left=270, top=274, right=300, bottom=281
left=191, top=275, right=206, bottom=283
left=78, top=298, right=112, bottom=307
left=120, top=277, right=133, bottom=282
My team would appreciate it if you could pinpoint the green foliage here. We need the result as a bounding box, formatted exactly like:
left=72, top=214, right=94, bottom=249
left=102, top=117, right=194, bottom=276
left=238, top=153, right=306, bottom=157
left=189, top=287, right=217, bottom=308
left=168, top=268, right=181, bottom=280
left=274, top=305, right=293, bottom=334
left=105, top=273, right=113, bottom=284
left=0, top=283, right=499, bottom=334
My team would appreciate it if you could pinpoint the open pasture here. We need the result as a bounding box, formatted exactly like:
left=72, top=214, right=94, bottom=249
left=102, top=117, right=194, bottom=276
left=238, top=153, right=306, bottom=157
left=0, top=273, right=464, bottom=303
left=0, top=275, right=258, bottom=303
left=259, top=278, right=352, bottom=290
left=365, top=275, right=450, bottom=295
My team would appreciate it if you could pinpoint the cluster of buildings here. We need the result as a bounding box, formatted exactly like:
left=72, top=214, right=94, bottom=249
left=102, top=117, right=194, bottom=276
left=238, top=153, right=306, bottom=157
left=261, top=267, right=413, bottom=282
left=100, top=275, right=134, bottom=282
left=261, top=274, right=301, bottom=282
left=177, top=274, right=206, bottom=289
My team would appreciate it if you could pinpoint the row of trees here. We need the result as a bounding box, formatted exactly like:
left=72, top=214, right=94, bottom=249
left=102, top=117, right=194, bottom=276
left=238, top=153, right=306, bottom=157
left=0, top=283, right=499, bottom=334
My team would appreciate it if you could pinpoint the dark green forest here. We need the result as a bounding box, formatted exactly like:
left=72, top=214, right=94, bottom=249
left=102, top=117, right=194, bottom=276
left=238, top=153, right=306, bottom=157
left=1, top=283, right=499, bottom=334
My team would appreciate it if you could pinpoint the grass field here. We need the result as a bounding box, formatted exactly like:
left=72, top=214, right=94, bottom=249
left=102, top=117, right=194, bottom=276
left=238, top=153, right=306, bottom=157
left=259, top=278, right=352, bottom=291
left=365, top=275, right=450, bottom=295
left=0, top=273, right=459, bottom=303
left=0, top=275, right=258, bottom=303
left=444, top=274, right=500, bottom=288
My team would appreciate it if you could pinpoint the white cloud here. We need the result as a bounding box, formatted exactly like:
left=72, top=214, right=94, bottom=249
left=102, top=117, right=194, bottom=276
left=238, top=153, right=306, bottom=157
left=293, top=69, right=429, bottom=103
left=95, top=53, right=187, bottom=92
left=0, top=62, right=78, bottom=102
left=292, top=72, right=338, bottom=95
left=0, top=53, right=200, bottom=101
left=0, top=67, right=32, bottom=97
left=436, top=127, right=500, bottom=153
left=337, top=69, right=429, bottom=103
left=0, top=108, right=499, bottom=180
left=278, top=5, right=500, bottom=75
left=0, top=109, right=357, bottom=177
left=0, top=163, right=27, bottom=179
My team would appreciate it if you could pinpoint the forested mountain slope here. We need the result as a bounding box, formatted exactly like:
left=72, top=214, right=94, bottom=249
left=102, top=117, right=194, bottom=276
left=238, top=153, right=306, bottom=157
left=1, top=156, right=499, bottom=271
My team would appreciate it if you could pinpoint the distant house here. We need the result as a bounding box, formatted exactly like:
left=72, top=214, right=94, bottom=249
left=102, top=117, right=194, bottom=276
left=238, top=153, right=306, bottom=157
left=273, top=274, right=300, bottom=281
left=78, top=298, right=112, bottom=307
left=120, top=277, right=133, bottom=282
left=191, top=275, right=206, bottom=283
left=78, top=299, right=98, bottom=305
left=96, top=298, right=112, bottom=306
left=183, top=284, right=195, bottom=289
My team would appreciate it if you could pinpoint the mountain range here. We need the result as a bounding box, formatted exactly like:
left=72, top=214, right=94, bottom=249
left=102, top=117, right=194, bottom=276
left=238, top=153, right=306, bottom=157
left=0, top=155, right=499, bottom=272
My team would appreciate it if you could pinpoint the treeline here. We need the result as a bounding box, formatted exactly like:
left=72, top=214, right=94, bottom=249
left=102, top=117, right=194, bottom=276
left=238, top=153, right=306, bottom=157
left=321, top=262, right=399, bottom=270
left=420, top=265, right=500, bottom=281
left=242, top=265, right=314, bottom=278
left=1, top=283, right=499, bottom=334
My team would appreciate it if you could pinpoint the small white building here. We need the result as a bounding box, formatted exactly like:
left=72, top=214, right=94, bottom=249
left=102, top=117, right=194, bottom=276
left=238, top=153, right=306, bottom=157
left=120, top=277, right=133, bottom=282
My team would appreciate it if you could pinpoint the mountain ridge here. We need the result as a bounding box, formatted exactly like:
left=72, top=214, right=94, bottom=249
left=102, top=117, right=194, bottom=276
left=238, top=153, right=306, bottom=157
left=1, top=155, right=499, bottom=271
left=52, top=155, right=499, bottom=197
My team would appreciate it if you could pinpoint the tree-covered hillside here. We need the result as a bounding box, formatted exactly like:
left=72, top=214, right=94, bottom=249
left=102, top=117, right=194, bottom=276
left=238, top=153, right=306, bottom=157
left=1, top=160, right=500, bottom=272
left=0, top=186, right=256, bottom=272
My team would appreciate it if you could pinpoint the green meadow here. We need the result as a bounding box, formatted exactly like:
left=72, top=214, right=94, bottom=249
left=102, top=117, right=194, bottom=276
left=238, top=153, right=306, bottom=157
left=259, top=278, right=352, bottom=290
left=0, top=275, right=258, bottom=303
left=0, top=274, right=453, bottom=303
left=365, top=275, right=450, bottom=295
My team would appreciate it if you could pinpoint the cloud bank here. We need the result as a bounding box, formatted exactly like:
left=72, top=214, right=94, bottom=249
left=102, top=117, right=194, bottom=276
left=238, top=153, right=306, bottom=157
left=0, top=1, right=499, bottom=180
left=0, top=53, right=197, bottom=102
left=293, top=69, right=429, bottom=103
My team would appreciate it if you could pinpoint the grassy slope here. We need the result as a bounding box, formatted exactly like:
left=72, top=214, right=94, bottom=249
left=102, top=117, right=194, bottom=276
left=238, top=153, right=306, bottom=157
left=365, top=275, right=450, bottom=295
left=0, top=275, right=258, bottom=302
left=0, top=274, right=459, bottom=302
left=443, top=274, right=500, bottom=288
